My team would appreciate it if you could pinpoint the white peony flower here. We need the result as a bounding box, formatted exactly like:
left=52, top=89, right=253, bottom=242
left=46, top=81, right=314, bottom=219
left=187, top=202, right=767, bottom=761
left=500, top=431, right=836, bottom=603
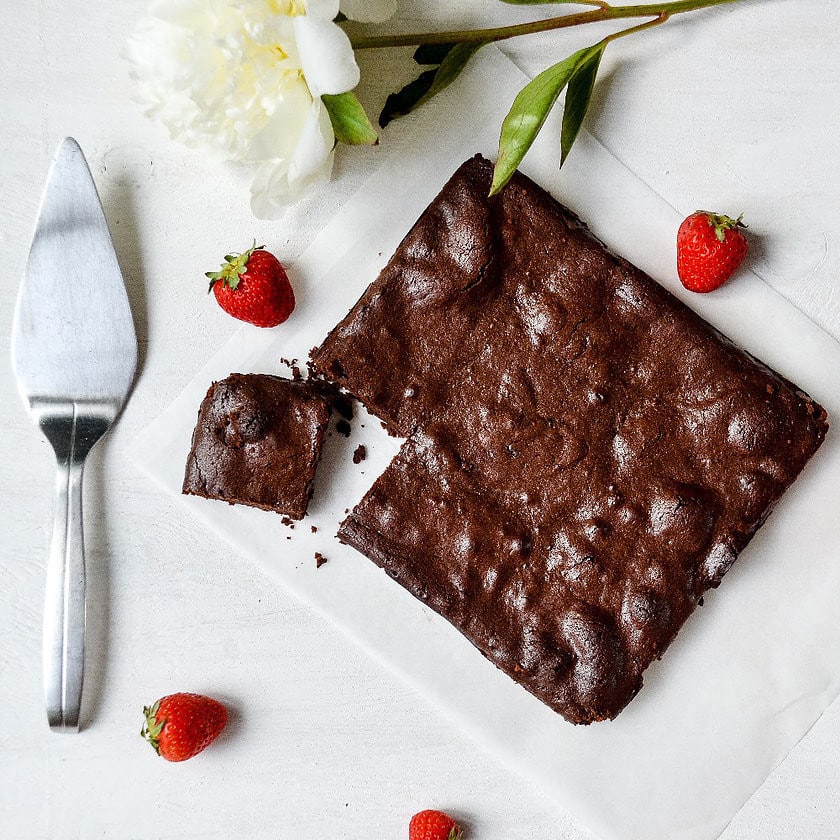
left=126, top=0, right=390, bottom=218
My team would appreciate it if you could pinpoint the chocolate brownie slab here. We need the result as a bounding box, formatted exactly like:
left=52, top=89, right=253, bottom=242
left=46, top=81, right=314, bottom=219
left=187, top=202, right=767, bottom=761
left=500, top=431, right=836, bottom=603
left=183, top=373, right=332, bottom=519
left=314, top=155, right=828, bottom=723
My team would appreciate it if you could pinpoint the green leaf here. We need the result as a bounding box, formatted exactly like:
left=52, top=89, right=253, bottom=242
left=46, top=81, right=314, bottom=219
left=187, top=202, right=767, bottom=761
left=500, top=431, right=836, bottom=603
left=379, top=69, right=438, bottom=127
left=414, top=42, right=455, bottom=65
left=560, top=42, right=604, bottom=166
left=490, top=44, right=600, bottom=196
left=322, top=92, right=378, bottom=146
left=379, top=42, right=484, bottom=128
left=415, top=42, right=486, bottom=110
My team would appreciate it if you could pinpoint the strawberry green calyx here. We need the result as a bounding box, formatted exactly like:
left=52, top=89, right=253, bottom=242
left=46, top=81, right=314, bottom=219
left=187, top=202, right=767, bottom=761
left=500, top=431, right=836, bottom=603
left=449, top=829, right=463, bottom=840
left=141, top=701, right=165, bottom=755
left=205, top=242, right=264, bottom=293
left=697, top=211, right=746, bottom=243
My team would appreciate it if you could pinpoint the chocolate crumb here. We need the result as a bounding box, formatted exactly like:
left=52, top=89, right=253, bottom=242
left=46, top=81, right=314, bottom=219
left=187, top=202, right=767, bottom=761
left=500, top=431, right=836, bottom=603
left=311, top=525, right=318, bottom=533
left=336, top=419, right=352, bottom=437
left=315, top=552, right=328, bottom=568
left=279, top=357, right=301, bottom=378
left=334, top=394, right=354, bottom=420
left=352, top=444, right=367, bottom=464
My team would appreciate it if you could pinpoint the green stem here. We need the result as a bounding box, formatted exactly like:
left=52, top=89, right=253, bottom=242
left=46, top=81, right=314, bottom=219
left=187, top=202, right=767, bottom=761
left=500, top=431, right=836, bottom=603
left=601, top=10, right=669, bottom=44
left=349, top=0, right=738, bottom=50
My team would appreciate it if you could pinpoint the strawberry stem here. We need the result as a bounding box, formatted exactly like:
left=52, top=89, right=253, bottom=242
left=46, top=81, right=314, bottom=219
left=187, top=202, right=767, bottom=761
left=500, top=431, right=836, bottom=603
left=141, top=701, right=165, bottom=755
left=697, top=211, right=746, bottom=242
left=205, top=241, right=264, bottom=293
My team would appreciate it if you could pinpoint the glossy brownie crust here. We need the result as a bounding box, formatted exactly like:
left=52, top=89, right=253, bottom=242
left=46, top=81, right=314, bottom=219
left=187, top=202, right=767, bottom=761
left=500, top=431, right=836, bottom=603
left=183, top=373, right=332, bottom=520
left=312, top=155, right=828, bottom=724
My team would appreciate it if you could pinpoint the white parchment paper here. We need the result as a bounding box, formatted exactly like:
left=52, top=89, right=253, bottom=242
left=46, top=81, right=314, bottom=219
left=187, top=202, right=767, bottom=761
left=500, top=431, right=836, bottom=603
left=131, top=46, right=840, bottom=840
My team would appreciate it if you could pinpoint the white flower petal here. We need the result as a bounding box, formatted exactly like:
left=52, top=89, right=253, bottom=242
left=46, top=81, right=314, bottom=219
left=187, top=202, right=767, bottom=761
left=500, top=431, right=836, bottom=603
left=249, top=99, right=334, bottom=218
left=250, top=160, right=293, bottom=219
left=305, top=0, right=341, bottom=20
left=339, top=0, right=396, bottom=23
left=250, top=150, right=334, bottom=218
left=243, top=75, right=313, bottom=162
left=293, top=16, right=359, bottom=96
left=288, top=98, right=334, bottom=183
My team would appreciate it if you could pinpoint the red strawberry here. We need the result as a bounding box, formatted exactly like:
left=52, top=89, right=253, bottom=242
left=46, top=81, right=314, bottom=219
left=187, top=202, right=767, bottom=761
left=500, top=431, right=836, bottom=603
left=676, top=211, right=748, bottom=293
left=206, top=243, right=295, bottom=327
left=409, top=809, right=463, bottom=840
left=141, top=692, right=228, bottom=762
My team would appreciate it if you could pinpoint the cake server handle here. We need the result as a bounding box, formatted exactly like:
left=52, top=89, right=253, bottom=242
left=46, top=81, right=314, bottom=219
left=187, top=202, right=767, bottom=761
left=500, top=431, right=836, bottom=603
left=38, top=402, right=110, bottom=732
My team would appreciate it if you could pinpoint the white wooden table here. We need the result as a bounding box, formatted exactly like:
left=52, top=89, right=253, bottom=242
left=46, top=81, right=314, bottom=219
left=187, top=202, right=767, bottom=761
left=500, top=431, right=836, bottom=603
left=3, top=1, right=839, bottom=837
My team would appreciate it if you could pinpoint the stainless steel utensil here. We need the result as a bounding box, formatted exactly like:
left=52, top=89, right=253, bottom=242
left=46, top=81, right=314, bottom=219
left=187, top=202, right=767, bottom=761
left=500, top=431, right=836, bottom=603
left=11, top=137, right=138, bottom=732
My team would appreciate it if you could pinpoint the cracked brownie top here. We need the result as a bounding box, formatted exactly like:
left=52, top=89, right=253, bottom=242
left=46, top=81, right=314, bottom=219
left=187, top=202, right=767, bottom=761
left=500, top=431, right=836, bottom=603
left=312, top=155, right=828, bottom=723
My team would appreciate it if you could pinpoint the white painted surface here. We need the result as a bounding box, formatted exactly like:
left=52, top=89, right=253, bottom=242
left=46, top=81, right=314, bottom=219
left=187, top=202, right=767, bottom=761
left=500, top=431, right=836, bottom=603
left=2, top=1, right=840, bottom=838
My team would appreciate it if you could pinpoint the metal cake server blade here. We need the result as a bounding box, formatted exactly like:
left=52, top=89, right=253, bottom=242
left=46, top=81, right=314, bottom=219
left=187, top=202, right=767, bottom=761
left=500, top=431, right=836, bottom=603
left=11, top=137, right=138, bottom=732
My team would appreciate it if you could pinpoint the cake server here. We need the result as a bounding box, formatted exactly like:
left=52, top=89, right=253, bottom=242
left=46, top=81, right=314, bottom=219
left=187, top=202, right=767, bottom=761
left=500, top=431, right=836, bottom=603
left=11, top=137, right=138, bottom=732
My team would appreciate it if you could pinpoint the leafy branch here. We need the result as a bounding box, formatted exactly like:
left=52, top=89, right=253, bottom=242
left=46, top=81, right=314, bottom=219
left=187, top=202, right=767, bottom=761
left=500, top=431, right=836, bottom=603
left=333, top=0, right=741, bottom=194
left=349, top=0, right=738, bottom=49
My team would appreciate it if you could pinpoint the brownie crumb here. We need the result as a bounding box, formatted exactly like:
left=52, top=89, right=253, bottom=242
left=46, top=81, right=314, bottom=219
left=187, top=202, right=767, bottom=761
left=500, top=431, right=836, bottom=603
left=352, top=444, right=367, bottom=464
left=336, top=419, right=352, bottom=437
left=280, top=357, right=301, bottom=380
left=311, top=525, right=318, bottom=533
left=334, top=394, right=354, bottom=420
left=315, top=552, right=328, bottom=568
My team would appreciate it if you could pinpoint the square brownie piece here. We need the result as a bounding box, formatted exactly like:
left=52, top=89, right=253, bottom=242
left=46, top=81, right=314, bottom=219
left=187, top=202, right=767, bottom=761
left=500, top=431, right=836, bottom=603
left=183, top=373, right=332, bottom=519
left=313, top=155, right=828, bottom=723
